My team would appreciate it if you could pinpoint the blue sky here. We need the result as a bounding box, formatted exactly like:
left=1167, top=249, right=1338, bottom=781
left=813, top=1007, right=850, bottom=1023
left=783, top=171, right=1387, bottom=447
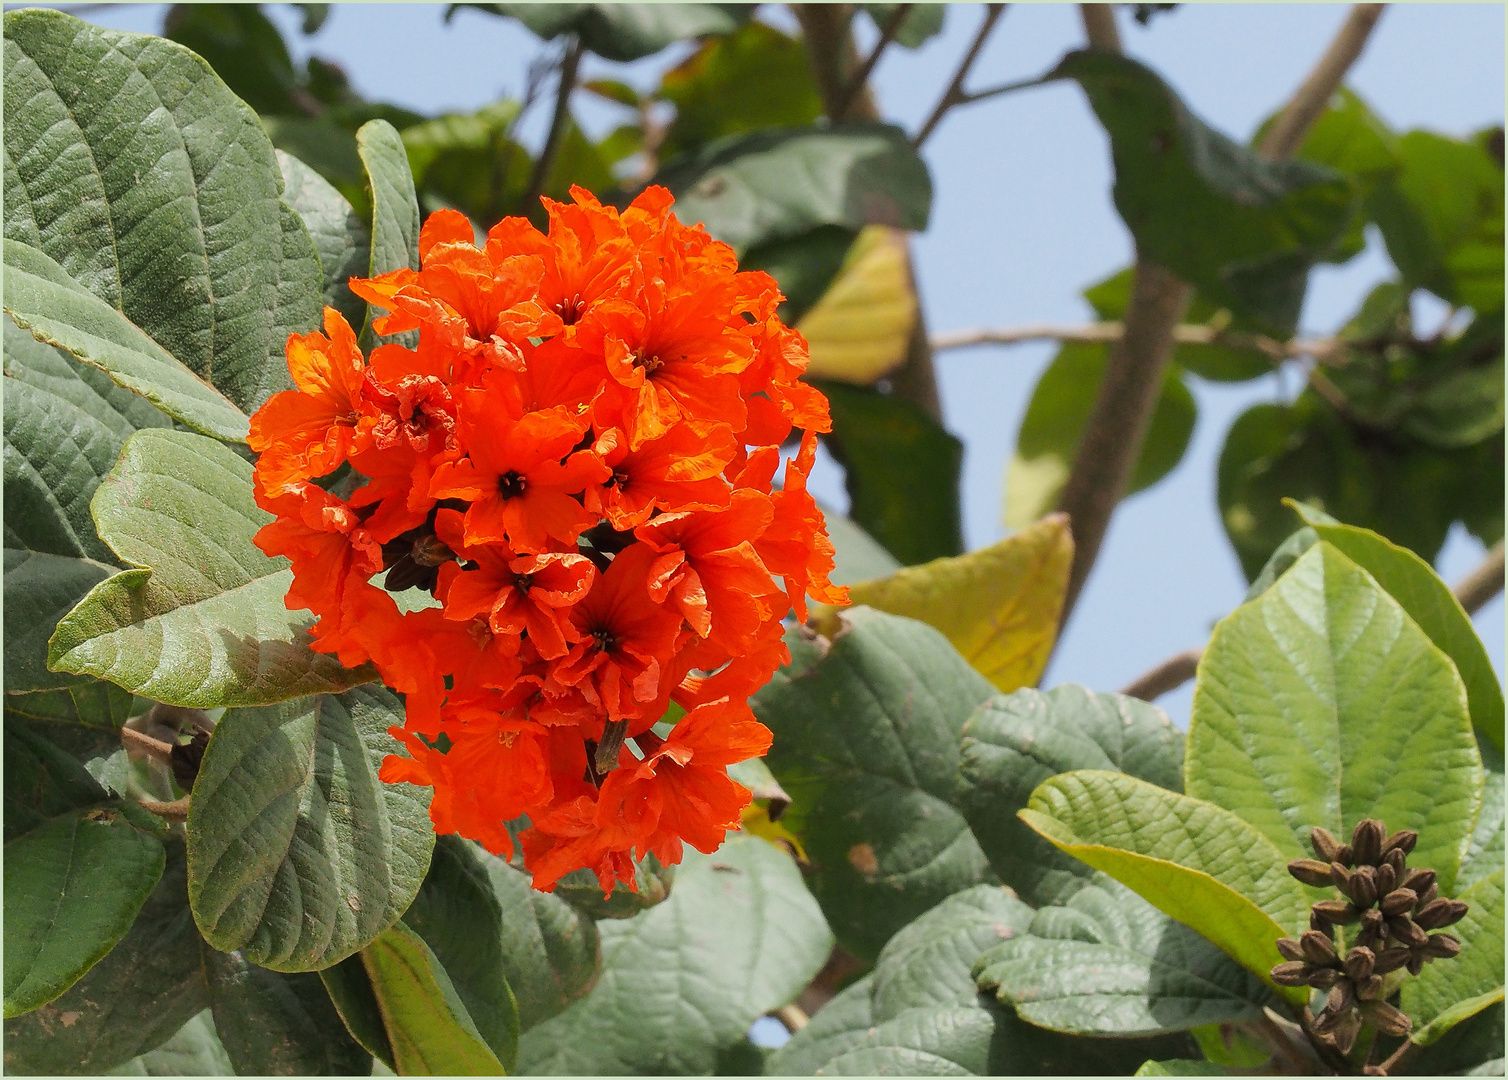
left=52, top=2, right=1508, bottom=725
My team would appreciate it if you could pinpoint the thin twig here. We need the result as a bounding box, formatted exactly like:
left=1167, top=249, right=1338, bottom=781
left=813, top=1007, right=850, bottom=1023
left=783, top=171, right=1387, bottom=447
left=1259, top=4, right=1387, bottom=159
left=120, top=725, right=175, bottom=766
left=775, top=1004, right=810, bottom=1033
left=521, top=36, right=585, bottom=212
left=137, top=795, right=191, bottom=823
left=1372, top=1036, right=1415, bottom=1076
left=834, top=3, right=913, bottom=120
left=1122, top=648, right=1204, bottom=701
left=1455, top=538, right=1506, bottom=615
left=930, top=321, right=1347, bottom=364
left=911, top=5, right=1007, bottom=148
left=1078, top=3, right=1123, bottom=52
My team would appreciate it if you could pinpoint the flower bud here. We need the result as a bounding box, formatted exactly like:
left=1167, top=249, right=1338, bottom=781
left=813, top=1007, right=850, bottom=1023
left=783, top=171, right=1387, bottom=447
left=1276, top=937, right=1305, bottom=962
left=1383, top=847, right=1406, bottom=875
left=1407, top=952, right=1426, bottom=976
left=1330, top=1009, right=1363, bottom=1055
left=1389, top=916, right=1428, bottom=948
left=1374, top=861, right=1396, bottom=897
left=1351, top=818, right=1385, bottom=865
left=1415, top=898, right=1468, bottom=930
left=1356, top=974, right=1384, bottom=1001
left=1270, top=961, right=1311, bottom=986
left=1314, top=899, right=1359, bottom=924
left=1365, top=1000, right=1412, bottom=1037
left=1423, top=933, right=1461, bottom=959
left=1310, top=911, right=1331, bottom=934
left=1344, top=946, right=1375, bottom=981
left=1400, top=867, right=1436, bottom=896
left=1380, top=888, right=1418, bottom=916
left=1373, top=947, right=1411, bottom=974
left=1327, top=980, right=1356, bottom=1014
left=1381, top=829, right=1418, bottom=857
left=1336, top=844, right=1355, bottom=867
left=1288, top=858, right=1339, bottom=887
left=1310, top=826, right=1342, bottom=862
left=1416, top=882, right=1439, bottom=909
left=1307, top=967, right=1342, bottom=989
left=1301, top=930, right=1338, bottom=965
left=1329, top=861, right=1351, bottom=890
left=1348, top=866, right=1379, bottom=908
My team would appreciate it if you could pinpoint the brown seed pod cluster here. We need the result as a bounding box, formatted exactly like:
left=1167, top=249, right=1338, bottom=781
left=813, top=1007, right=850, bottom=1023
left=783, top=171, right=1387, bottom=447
left=1270, top=818, right=1468, bottom=1053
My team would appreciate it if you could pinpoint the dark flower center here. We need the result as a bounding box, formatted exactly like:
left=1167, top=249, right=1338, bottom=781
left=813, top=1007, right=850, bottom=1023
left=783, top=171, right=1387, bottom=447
left=497, top=470, right=528, bottom=499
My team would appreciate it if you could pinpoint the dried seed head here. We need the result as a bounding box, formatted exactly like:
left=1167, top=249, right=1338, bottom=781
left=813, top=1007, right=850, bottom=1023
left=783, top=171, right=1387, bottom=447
left=1423, top=933, right=1461, bottom=959
left=1381, top=830, right=1418, bottom=857
left=1344, top=946, right=1375, bottom=981
left=1310, top=826, right=1342, bottom=863
left=1288, top=858, right=1339, bottom=888
left=1375, top=861, right=1397, bottom=896
left=1364, top=1000, right=1413, bottom=1037
left=1415, top=898, right=1468, bottom=930
left=1349, top=867, right=1379, bottom=908
left=1380, top=888, right=1419, bottom=917
left=1352, top=819, right=1385, bottom=865
left=1271, top=960, right=1311, bottom=986
left=1314, top=899, right=1359, bottom=925
left=1301, top=930, right=1339, bottom=965
left=1276, top=937, right=1306, bottom=962
left=1374, top=946, right=1411, bottom=974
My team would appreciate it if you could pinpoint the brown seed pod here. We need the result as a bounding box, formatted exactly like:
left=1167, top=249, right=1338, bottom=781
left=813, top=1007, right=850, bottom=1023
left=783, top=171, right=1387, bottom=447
left=1375, top=861, right=1396, bottom=897
left=1288, top=858, right=1339, bottom=888
left=1374, top=946, right=1411, bottom=974
left=1407, top=952, right=1426, bottom=976
left=1330, top=861, right=1352, bottom=890
left=1423, top=933, right=1461, bottom=959
left=1384, top=847, right=1407, bottom=875
left=1307, top=967, right=1342, bottom=989
left=1389, top=916, right=1429, bottom=948
left=1301, top=930, right=1338, bottom=965
left=1310, top=911, right=1332, bottom=934
left=1327, top=979, right=1357, bottom=1014
left=1365, top=1000, right=1413, bottom=1037
left=1349, top=867, right=1379, bottom=908
left=1310, top=826, right=1342, bottom=863
left=1314, top=899, right=1359, bottom=924
left=1344, top=946, right=1375, bottom=981
left=1356, top=974, right=1385, bottom=1001
left=1330, top=1009, right=1363, bottom=1056
left=1400, top=868, right=1436, bottom=896
left=1381, top=829, right=1418, bottom=857
left=1416, top=882, right=1440, bottom=909
left=1415, top=898, right=1469, bottom=930
left=1336, top=844, right=1355, bottom=867
left=1380, top=888, right=1419, bottom=917
left=1276, top=937, right=1306, bottom=962
left=1270, top=960, right=1311, bottom=986
left=1351, top=819, right=1385, bottom=865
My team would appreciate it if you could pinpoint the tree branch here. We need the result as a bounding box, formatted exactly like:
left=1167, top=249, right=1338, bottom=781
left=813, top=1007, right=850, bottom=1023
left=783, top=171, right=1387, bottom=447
left=931, top=320, right=1347, bottom=364
left=834, top=3, right=913, bottom=120
left=911, top=5, right=1007, bottom=148
left=121, top=724, right=175, bottom=766
left=1455, top=538, right=1506, bottom=615
left=137, top=795, right=191, bottom=823
left=1258, top=4, right=1387, bottom=159
left=522, top=35, right=585, bottom=212
left=774, top=1004, right=810, bottom=1033
left=1051, top=3, right=1389, bottom=634
left=1122, top=648, right=1204, bottom=701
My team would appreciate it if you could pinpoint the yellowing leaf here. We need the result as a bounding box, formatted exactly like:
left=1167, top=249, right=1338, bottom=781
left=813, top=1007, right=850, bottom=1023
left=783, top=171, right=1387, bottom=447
left=741, top=803, right=807, bottom=863
left=812, top=514, right=1072, bottom=692
left=797, top=225, right=917, bottom=385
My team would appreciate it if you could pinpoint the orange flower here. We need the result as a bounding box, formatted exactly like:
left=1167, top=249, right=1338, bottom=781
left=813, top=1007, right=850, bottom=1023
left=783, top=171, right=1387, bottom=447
left=585, top=425, right=735, bottom=529
left=757, top=432, right=850, bottom=621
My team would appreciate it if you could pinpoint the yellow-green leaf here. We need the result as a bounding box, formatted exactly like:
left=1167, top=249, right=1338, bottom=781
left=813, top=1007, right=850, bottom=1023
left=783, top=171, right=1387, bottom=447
left=1404, top=869, right=1505, bottom=1045
left=798, top=225, right=917, bottom=386
left=812, top=514, right=1072, bottom=692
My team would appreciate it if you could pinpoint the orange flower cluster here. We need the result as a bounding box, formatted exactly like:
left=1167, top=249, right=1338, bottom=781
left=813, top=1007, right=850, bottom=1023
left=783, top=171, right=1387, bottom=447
left=248, top=187, right=847, bottom=894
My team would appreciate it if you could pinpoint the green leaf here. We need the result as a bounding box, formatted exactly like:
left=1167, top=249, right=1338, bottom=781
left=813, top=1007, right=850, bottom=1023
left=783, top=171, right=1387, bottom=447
left=656, top=123, right=931, bottom=256
left=1020, top=771, right=1311, bottom=999
left=48, top=428, right=376, bottom=706
left=5, top=682, right=135, bottom=729
left=1052, top=50, right=1354, bottom=335
left=1406, top=1001, right=1504, bottom=1075
left=201, top=947, right=370, bottom=1075
left=1005, top=343, right=1196, bottom=528
left=263, top=115, right=368, bottom=216
left=4, top=551, right=115, bottom=692
left=1404, top=356, right=1505, bottom=449
left=1461, top=736, right=1503, bottom=891
left=276, top=149, right=370, bottom=333
left=1289, top=505, right=1504, bottom=749
left=162, top=4, right=300, bottom=117
left=550, top=851, right=676, bottom=919
left=1187, top=541, right=1484, bottom=891
left=1370, top=130, right=1504, bottom=312
left=3, top=8, right=322, bottom=414
left=818, top=381, right=964, bottom=566
left=751, top=610, right=995, bottom=960
left=2, top=842, right=208, bottom=1074
left=1404, top=870, right=1505, bottom=1045
left=1137, top=1061, right=1230, bottom=1076
left=187, top=685, right=434, bottom=971
left=517, top=834, right=832, bottom=1074
left=360, top=921, right=506, bottom=1076
left=110, top=1010, right=235, bottom=1076
left=455, top=2, right=747, bottom=61
left=954, top=685, right=1185, bottom=907
left=655, top=21, right=822, bottom=161
left=356, top=120, right=421, bottom=350
left=5, top=805, right=166, bottom=1017
left=319, top=955, right=395, bottom=1070
left=3, top=242, right=249, bottom=442
left=738, top=224, right=858, bottom=324
left=975, top=875, right=1281, bottom=1035
left=402, top=837, right=521, bottom=1066
left=861, top=4, right=946, bottom=48
left=3, top=715, right=112, bottom=842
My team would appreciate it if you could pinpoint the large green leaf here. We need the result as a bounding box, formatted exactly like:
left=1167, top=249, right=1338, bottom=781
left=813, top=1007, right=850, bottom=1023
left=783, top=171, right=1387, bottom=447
left=455, top=3, right=747, bottom=62
left=517, top=834, right=831, bottom=1074
left=48, top=428, right=375, bottom=706
left=1460, top=736, right=1504, bottom=891
left=402, top=837, right=521, bottom=1067
left=201, top=947, right=370, bottom=1075
left=4, top=805, right=166, bottom=1017
left=355, top=119, right=420, bottom=350
left=3, top=8, right=322, bottom=414
left=109, top=1011, right=234, bottom=1076
left=1006, top=344, right=1196, bottom=528
left=5, top=682, right=135, bottom=729
left=953, top=685, right=1184, bottom=907
left=3, top=716, right=113, bottom=841
left=3, top=243, right=249, bottom=442
left=1020, top=771, right=1311, bottom=999
left=655, top=21, right=821, bottom=161
left=818, top=381, right=964, bottom=566
left=1052, top=50, right=1354, bottom=334
left=1371, top=130, right=1504, bottom=313
left=656, top=123, right=931, bottom=256
left=186, top=684, right=433, bottom=971
left=161, top=4, right=301, bottom=117
left=1187, top=542, right=1484, bottom=891
left=751, top=611, right=996, bottom=960
left=1404, top=1000, right=1504, bottom=1076
left=4, top=551, right=114, bottom=693
left=1290, top=506, right=1504, bottom=750
left=319, top=955, right=395, bottom=1070
left=360, top=921, right=506, bottom=1076
left=2, top=843, right=207, bottom=1074
left=1403, top=870, right=1505, bottom=1045
left=975, top=876, right=1280, bottom=1035
left=276, top=149, right=370, bottom=333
